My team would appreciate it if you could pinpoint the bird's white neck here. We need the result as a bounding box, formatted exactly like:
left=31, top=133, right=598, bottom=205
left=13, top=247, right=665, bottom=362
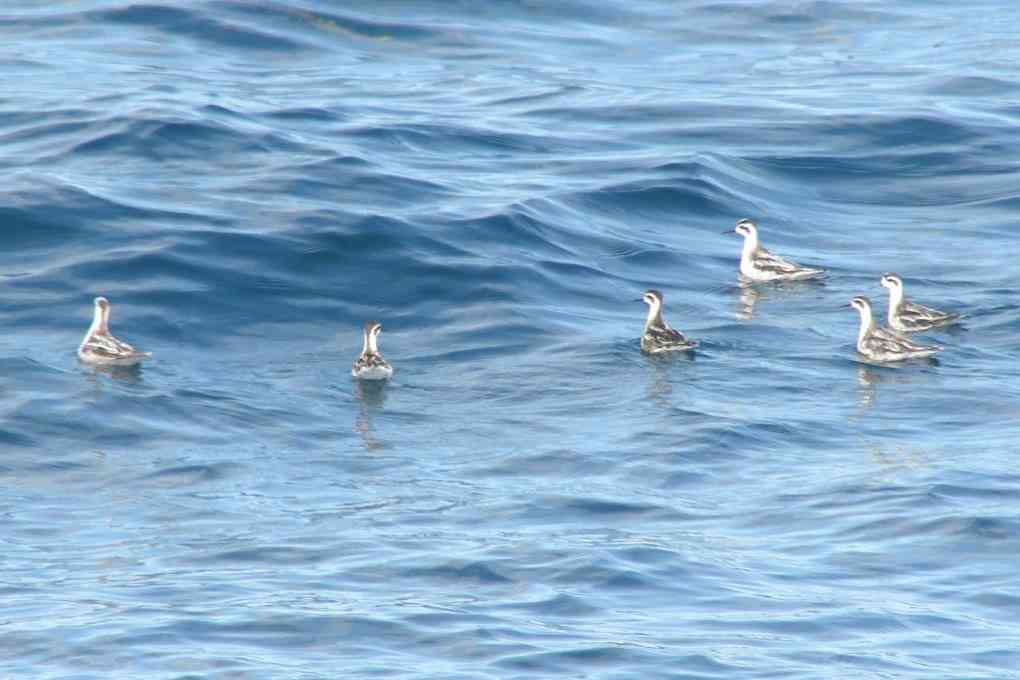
left=740, top=230, right=759, bottom=263
left=363, top=330, right=379, bottom=354
left=644, top=300, right=664, bottom=330
left=856, top=305, right=875, bottom=348
left=886, top=285, right=904, bottom=313
left=88, top=304, right=109, bottom=335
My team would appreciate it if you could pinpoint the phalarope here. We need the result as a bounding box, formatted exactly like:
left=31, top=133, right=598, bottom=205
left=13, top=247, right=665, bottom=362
left=637, top=289, right=697, bottom=354
left=726, top=218, right=825, bottom=282
left=850, top=296, right=940, bottom=362
left=880, top=273, right=960, bottom=333
left=78, top=296, right=151, bottom=365
left=352, top=320, right=393, bottom=380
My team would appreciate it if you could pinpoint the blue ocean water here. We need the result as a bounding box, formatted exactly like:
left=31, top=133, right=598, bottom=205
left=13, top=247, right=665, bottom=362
left=2, top=1, right=1020, bottom=677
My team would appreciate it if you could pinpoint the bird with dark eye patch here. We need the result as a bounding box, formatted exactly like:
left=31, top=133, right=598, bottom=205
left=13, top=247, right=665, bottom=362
left=880, top=273, right=960, bottom=333
left=849, top=295, right=940, bottom=362
left=724, top=218, right=826, bottom=282
left=352, top=320, right=393, bottom=380
left=78, top=296, right=152, bottom=366
left=636, top=289, right=697, bottom=354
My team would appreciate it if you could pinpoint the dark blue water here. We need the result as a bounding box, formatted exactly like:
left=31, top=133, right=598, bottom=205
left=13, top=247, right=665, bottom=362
left=3, top=2, right=1020, bottom=677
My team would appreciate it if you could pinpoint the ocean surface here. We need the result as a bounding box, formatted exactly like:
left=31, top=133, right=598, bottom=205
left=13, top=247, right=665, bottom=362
left=2, top=1, right=1019, bottom=678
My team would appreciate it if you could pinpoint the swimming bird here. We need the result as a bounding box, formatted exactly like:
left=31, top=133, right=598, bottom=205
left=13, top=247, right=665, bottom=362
left=352, top=320, right=393, bottom=380
left=638, top=289, right=697, bottom=354
left=880, top=273, right=960, bottom=333
left=850, top=296, right=940, bottom=362
left=78, top=296, right=151, bottom=365
left=726, top=218, right=826, bottom=282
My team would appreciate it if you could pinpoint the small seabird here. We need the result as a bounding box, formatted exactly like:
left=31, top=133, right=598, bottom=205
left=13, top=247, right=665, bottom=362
left=78, top=296, right=151, bottom=365
left=880, top=273, right=960, bottom=333
left=352, top=320, right=393, bottom=380
left=727, top=218, right=825, bottom=282
left=850, top=296, right=940, bottom=362
left=637, top=289, right=697, bottom=354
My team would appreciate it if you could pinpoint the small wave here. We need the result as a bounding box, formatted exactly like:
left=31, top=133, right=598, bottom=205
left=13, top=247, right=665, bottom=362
left=403, top=560, right=514, bottom=584
left=94, top=4, right=311, bottom=52
left=927, top=75, right=1020, bottom=97
left=138, top=462, right=237, bottom=487
left=565, top=178, right=739, bottom=220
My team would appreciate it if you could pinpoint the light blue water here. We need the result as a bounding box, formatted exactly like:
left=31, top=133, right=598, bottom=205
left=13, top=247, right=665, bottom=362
left=2, top=2, right=1019, bottom=678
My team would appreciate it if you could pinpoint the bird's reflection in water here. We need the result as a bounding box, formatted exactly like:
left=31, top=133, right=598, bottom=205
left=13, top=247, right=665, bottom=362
left=642, top=350, right=695, bottom=409
left=83, top=362, right=145, bottom=387
left=734, top=278, right=825, bottom=320
left=869, top=444, right=931, bottom=475
left=852, top=365, right=936, bottom=480
left=736, top=283, right=766, bottom=320
left=855, top=365, right=883, bottom=410
left=855, top=362, right=935, bottom=412
left=353, top=379, right=388, bottom=451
